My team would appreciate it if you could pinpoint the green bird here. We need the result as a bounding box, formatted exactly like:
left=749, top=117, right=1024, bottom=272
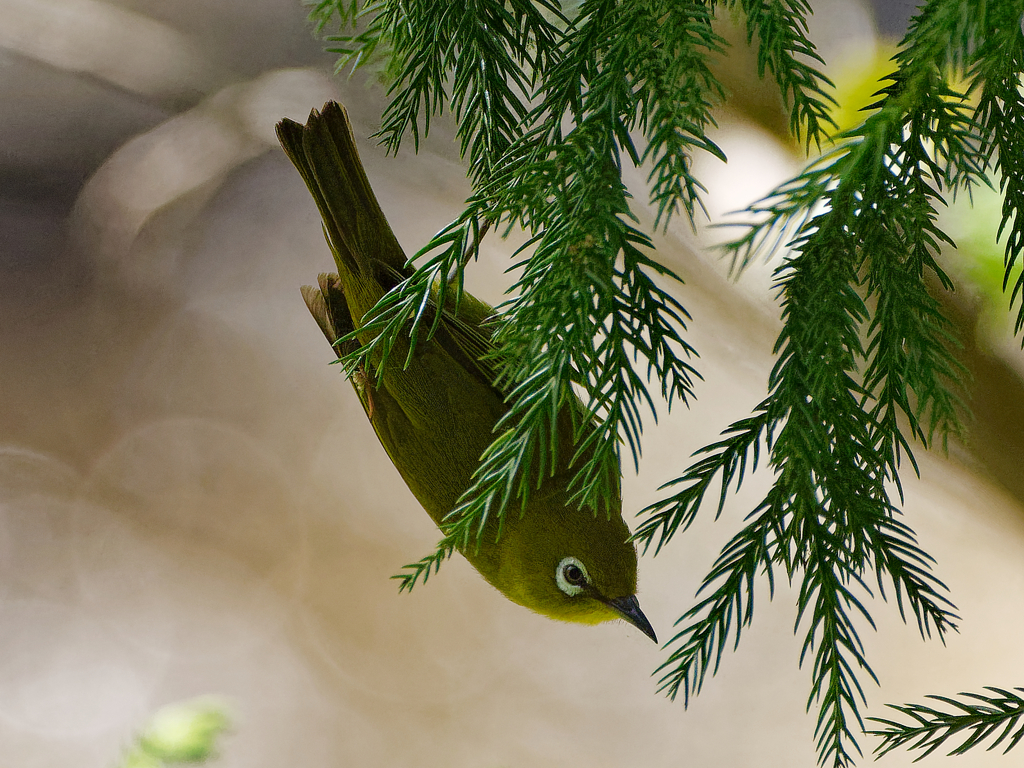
left=276, top=102, right=656, bottom=642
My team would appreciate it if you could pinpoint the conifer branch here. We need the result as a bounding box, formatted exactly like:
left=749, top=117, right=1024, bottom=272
left=654, top=510, right=775, bottom=705
left=869, top=687, right=1024, bottom=759
left=634, top=403, right=772, bottom=554
left=639, top=2, right=1000, bottom=762
left=393, top=535, right=459, bottom=592
left=967, top=2, right=1024, bottom=339
left=630, top=0, right=728, bottom=227
left=731, top=0, right=837, bottom=148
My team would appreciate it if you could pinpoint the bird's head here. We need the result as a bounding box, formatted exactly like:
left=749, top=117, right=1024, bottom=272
left=490, top=492, right=657, bottom=642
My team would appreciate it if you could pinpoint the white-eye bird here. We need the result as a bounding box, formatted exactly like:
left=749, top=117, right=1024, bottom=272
left=277, top=102, right=656, bottom=641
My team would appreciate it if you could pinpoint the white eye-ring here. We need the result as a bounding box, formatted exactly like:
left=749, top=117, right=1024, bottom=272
left=555, top=556, right=590, bottom=596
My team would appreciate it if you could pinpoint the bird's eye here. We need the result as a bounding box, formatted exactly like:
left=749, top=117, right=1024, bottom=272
left=555, top=556, right=590, bottom=596
left=565, top=564, right=585, bottom=584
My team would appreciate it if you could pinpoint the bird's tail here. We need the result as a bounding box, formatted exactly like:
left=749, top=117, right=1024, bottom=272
left=275, top=102, right=408, bottom=280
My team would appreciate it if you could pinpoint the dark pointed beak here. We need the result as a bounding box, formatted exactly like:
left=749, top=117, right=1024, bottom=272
left=604, top=595, right=658, bottom=643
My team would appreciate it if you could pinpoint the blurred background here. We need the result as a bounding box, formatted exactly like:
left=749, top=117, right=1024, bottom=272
left=2, top=0, right=1024, bottom=766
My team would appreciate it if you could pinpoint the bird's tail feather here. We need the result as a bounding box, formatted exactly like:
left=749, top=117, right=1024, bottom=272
left=276, top=102, right=407, bottom=278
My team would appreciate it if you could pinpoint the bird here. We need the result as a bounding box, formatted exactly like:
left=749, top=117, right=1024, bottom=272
left=276, top=101, right=656, bottom=642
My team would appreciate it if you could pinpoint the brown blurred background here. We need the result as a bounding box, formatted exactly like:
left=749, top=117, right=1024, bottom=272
left=2, top=0, right=1024, bottom=766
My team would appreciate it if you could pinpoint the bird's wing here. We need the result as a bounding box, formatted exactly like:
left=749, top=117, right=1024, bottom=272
left=300, top=273, right=361, bottom=359
left=366, top=259, right=505, bottom=394
left=439, top=306, right=502, bottom=389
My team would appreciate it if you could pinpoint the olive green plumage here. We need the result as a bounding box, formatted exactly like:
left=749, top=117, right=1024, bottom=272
left=277, top=102, right=655, bottom=640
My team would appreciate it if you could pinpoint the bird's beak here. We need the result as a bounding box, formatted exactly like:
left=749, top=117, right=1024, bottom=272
left=604, top=595, right=658, bottom=643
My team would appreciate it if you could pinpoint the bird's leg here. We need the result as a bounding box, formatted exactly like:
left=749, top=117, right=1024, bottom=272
left=350, top=363, right=376, bottom=421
